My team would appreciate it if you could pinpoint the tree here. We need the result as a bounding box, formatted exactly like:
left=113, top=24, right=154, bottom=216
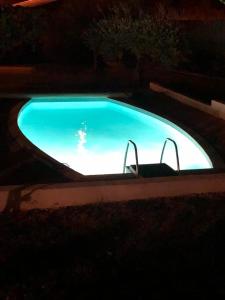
left=0, top=7, right=19, bottom=59
left=84, top=3, right=182, bottom=82
left=84, top=4, right=133, bottom=67
left=0, top=6, right=47, bottom=63
left=83, top=26, right=103, bottom=70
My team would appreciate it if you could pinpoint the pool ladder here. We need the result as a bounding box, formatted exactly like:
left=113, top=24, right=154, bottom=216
left=160, top=138, right=180, bottom=171
left=123, top=140, right=139, bottom=176
left=123, top=138, right=180, bottom=177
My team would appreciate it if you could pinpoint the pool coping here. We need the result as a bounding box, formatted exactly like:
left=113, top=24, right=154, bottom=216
left=119, top=96, right=224, bottom=169
left=8, top=99, right=84, bottom=182
left=8, top=92, right=225, bottom=181
left=1, top=173, right=225, bottom=212
left=2, top=92, right=225, bottom=212
left=7, top=93, right=134, bottom=183
left=127, top=93, right=225, bottom=170
left=150, top=82, right=225, bottom=121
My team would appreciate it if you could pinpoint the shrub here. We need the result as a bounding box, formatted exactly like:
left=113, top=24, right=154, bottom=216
left=84, top=3, right=182, bottom=75
left=0, top=6, right=46, bottom=63
left=84, top=4, right=133, bottom=67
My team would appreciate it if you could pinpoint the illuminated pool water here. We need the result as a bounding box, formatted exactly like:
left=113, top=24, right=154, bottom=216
left=18, top=96, right=213, bottom=175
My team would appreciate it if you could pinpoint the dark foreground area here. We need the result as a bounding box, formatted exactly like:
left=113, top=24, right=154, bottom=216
left=1, top=193, right=225, bottom=299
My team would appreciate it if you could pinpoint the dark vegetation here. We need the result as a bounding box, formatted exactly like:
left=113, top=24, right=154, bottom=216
left=0, top=6, right=47, bottom=64
left=1, top=193, right=225, bottom=299
left=0, top=0, right=225, bottom=77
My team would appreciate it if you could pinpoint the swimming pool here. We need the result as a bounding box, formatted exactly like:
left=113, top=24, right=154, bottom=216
left=18, top=96, right=213, bottom=175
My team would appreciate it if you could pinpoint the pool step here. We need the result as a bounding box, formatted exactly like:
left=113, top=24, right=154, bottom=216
left=126, top=165, right=224, bottom=178
left=123, top=139, right=180, bottom=178
left=126, top=163, right=177, bottom=178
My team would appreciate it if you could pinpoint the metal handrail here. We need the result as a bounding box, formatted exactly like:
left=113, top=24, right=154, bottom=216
left=123, top=140, right=139, bottom=176
left=160, top=138, right=180, bottom=171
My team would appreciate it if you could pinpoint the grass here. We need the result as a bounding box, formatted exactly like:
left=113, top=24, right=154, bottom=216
left=1, top=193, right=225, bottom=299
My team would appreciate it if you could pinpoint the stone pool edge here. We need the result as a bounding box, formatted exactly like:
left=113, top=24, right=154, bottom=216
left=1, top=173, right=225, bottom=212
left=3, top=92, right=225, bottom=212
left=13, top=93, right=224, bottom=174
left=9, top=99, right=84, bottom=181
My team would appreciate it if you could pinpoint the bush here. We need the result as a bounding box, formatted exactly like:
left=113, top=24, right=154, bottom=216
left=0, top=6, right=47, bottom=63
left=83, top=3, right=182, bottom=74
left=83, top=4, right=133, bottom=67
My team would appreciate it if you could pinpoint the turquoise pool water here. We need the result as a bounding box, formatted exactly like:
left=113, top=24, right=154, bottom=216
left=18, top=96, right=213, bottom=175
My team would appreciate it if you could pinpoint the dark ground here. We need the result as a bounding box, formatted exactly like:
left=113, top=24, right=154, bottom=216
left=1, top=193, right=225, bottom=299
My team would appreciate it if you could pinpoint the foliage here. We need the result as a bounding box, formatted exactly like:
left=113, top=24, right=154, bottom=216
left=83, top=3, right=182, bottom=70
left=83, top=26, right=103, bottom=69
left=0, top=7, right=18, bottom=58
left=0, top=6, right=47, bottom=62
left=84, top=4, right=133, bottom=63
